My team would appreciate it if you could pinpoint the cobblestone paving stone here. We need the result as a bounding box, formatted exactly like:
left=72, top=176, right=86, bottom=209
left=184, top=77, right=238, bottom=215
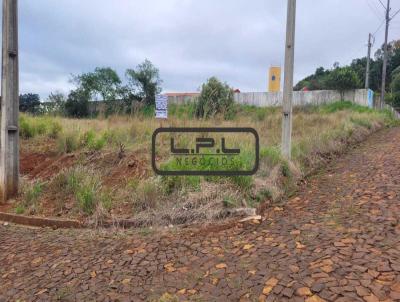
left=1, top=128, right=400, bottom=302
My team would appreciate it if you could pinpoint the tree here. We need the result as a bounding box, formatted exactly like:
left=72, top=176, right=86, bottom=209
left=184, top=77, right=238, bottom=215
left=295, top=39, right=400, bottom=93
left=125, top=59, right=162, bottom=106
left=65, top=89, right=90, bottom=117
left=294, top=67, right=330, bottom=91
left=19, top=93, right=40, bottom=113
left=195, top=77, right=235, bottom=119
left=325, top=67, right=361, bottom=100
left=73, top=67, right=121, bottom=101
left=47, top=91, right=66, bottom=115
left=72, top=67, right=122, bottom=115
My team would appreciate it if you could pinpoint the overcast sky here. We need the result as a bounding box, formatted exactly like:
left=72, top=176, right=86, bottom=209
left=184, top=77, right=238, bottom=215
left=19, top=0, right=400, bottom=99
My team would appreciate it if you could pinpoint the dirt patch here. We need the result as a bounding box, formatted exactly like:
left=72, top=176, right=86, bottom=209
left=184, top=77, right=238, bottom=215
left=20, top=152, right=77, bottom=180
left=103, top=153, right=149, bottom=187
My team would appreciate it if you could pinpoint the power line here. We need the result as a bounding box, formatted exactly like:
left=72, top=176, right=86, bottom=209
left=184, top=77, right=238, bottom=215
left=377, top=0, right=387, bottom=10
left=391, top=7, right=400, bottom=20
left=373, top=18, right=386, bottom=36
left=365, top=0, right=384, bottom=19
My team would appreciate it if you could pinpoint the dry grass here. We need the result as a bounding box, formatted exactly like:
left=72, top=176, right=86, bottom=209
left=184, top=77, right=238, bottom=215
left=16, top=102, right=395, bottom=225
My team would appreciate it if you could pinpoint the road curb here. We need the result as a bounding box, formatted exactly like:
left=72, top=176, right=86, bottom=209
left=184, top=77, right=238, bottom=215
left=0, top=212, right=83, bottom=229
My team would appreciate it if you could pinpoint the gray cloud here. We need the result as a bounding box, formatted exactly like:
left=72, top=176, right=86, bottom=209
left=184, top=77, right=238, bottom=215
left=18, top=0, right=400, bottom=98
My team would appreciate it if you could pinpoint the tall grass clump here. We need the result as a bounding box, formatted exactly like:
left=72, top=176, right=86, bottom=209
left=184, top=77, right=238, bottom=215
left=19, top=115, right=62, bottom=139
left=54, top=166, right=103, bottom=215
left=17, top=182, right=44, bottom=214
left=134, top=180, right=160, bottom=210
left=57, top=130, right=80, bottom=153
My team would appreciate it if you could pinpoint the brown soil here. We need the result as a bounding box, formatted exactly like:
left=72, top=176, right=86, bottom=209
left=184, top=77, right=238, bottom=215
left=20, top=152, right=77, bottom=180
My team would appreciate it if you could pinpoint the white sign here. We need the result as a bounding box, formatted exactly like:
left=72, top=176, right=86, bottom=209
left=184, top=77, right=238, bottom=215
left=155, top=95, right=168, bottom=119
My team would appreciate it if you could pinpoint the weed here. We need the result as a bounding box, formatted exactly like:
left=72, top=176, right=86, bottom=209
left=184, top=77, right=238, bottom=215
left=281, top=161, right=291, bottom=178
left=20, top=182, right=43, bottom=214
left=76, top=185, right=97, bottom=215
left=255, top=189, right=273, bottom=202
left=100, top=191, right=113, bottom=212
left=138, top=227, right=154, bottom=237
left=19, top=115, right=63, bottom=139
left=134, top=181, right=159, bottom=210
left=57, top=131, right=79, bottom=153
left=350, top=117, right=372, bottom=129
left=15, top=204, right=25, bottom=215
left=154, top=293, right=179, bottom=302
left=223, top=196, right=239, bottom=208
left=53, top=166, right=103, bottom=215
left=260, top=146, right=282, bottom=166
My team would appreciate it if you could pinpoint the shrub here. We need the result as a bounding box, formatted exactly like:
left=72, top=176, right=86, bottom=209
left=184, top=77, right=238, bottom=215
left=325, top=67, right=361, bottom=100
left=195, top=77, right=235, bottom=119
left=385, top=92, right=400, bottom=109
left=65, top=88, right=90, bottom=117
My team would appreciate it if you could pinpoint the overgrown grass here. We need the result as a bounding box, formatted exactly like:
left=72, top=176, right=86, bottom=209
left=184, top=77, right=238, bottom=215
left=319, top=100, right=374, bottom=114
left=52, top=166, right=104, bottom=215
left=17, top=182, right=44, bottom=214
left=19, top=115, right=62, bottom=139
left=18, top=101, right=397, bottom=222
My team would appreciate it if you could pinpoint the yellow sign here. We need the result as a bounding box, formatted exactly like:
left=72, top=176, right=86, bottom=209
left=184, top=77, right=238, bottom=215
left=268, top=66, right=281, bottom=92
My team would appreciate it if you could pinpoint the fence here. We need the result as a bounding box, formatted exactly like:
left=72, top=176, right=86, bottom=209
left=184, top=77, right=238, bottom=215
left=233, top=89, right=371, bottom=107
left=168, top=89, right=373, bottom=108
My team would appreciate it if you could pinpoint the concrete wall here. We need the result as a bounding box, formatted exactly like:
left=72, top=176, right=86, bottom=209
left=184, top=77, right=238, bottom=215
left=168, top=89, right=372, bottom=108
left=232, top=89, right=371, bottom=107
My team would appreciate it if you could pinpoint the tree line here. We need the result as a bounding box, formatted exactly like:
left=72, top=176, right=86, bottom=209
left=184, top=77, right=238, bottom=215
left=20, top=41, right=400, bottom=116
left=19, top=59, right=162, bottom=117
left=295, top=39, right=400, bottom=107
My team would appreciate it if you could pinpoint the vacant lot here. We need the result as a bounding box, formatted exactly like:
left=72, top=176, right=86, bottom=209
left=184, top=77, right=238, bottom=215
left=9, top=101, right=396, bottom=226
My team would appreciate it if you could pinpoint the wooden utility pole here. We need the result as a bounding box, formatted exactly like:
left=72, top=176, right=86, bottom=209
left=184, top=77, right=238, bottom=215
left=365, top=33, right=373, bottom=90
left=0, top=0, right=19, bottom=202
left=281, top=0, right=296, bottom=159
left=381, top=0, right=390, bottom=104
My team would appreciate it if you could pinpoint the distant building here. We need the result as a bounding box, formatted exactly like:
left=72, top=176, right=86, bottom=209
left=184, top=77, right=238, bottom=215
left=268, top=66, right=281, bottom=92
left=165, top=92, right=200, bottom=104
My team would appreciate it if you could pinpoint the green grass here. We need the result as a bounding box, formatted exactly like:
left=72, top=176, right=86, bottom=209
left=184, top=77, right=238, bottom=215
left=160, top=148, right=256, bottom=191
left=260, top=146, right=283, bottom=166
left=52, top=166, right=103, bottom=215
left=19, top=115, right=62, bottom=139
left=320, top=100, right=374, bottom=114
left=18, top=182, right=44, bottom=214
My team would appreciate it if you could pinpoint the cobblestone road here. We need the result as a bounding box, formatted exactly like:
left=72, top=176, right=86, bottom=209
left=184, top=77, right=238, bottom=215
left=1, top=128, right=400, bottom=302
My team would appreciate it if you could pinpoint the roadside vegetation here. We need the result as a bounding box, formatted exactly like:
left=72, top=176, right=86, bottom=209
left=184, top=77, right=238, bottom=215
left=14, top=99, right=397, bottom=226
left=12, top=43, right=400, bottom=226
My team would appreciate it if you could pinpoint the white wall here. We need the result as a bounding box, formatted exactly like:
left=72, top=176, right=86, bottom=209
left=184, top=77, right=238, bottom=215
left=168, top=89, right=372, bottom=108
left=233, top=89, right=371, bottom=107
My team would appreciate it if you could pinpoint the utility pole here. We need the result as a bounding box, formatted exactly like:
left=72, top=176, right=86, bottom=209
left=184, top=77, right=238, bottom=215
left=381, top=0, right=390, bottom=104
left=0, top=0, right=19, bottom=202
left=365, top=33, right=373, bottom=90
left=281, top=0, right=296, bottom=159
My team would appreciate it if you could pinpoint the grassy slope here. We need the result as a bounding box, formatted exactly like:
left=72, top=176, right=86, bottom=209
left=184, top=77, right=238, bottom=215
left=14, top=101, right=397, bottom=225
